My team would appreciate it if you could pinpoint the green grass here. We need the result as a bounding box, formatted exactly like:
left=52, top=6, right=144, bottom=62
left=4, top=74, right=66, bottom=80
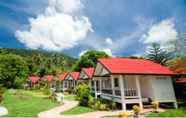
left=146, top=108, right=186, bottom=117
left=62, top=106, right=96, bottom=115
left=1, top=89, right=59, bottom=117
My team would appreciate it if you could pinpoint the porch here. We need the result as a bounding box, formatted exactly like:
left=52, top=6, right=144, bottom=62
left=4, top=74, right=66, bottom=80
left=92, top=75, right=149, bottom=110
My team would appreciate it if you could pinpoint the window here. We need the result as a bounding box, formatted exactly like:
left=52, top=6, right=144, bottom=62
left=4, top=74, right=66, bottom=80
left=114, top=78, right=119, bottom=87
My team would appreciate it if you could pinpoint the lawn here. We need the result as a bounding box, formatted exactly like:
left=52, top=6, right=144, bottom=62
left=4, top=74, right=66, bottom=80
left=62, top=106, right=96, bottom=115
left=146, top=108, right=186, bottom=117
left=1, top=89, right=59, bottom=117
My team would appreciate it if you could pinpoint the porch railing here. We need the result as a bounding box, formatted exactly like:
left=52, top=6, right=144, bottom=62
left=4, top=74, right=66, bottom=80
left=101, top=88, right=138, bottom=98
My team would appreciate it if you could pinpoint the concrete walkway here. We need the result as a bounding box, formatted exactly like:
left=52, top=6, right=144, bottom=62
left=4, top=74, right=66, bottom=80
left=38, top=100, right=122, bottom=118
left=38, top=100, right=79, bottom=118
left=38, top=100, right=162, bottom=118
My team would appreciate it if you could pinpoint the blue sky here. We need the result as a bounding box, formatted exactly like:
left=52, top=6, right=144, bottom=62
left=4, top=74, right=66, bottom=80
left=0, top=0, right=186, bottom=57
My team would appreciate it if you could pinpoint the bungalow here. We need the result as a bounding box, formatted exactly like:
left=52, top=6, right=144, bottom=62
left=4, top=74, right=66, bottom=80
left=59, top=72, right=79, bottom=92
left=78, top=67, right=94, bottom=87
left=93, top=58, right=177, bottom=110
left=69, top=72, right=80, bottom=89
left=59, top=73, right=69, bottom=92
left=43, top=75, right=55, bottom=89
left=26, top=76, right=40, bottom=88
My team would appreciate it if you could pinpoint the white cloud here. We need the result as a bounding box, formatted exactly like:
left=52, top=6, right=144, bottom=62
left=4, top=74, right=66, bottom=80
left=99, top=48, right=113, bottom=56
left=142, top=19, right=178, bottom=47
left=105, top=38, right=113, bottom=45
left=15, top=0, right=92, bottom=51
left=79, top=49, right=87, bottom=57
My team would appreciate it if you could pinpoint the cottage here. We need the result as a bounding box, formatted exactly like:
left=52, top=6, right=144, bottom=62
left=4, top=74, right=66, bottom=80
left=79, top=68, right=94, bottom=87
left=69, top=72, right=80, bottom=89
left=93, top=58, right=177, bottom=110
left=43, top=75, right=55, bottom=89
left=26, top=76, right=40, bottom=88
left=59, top=72, right=79, bottom=92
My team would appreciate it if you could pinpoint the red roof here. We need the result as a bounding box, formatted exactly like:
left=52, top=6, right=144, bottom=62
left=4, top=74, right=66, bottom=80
left=82, top=68, right=94, bottom=79
left=175, top=69, right=186, bottom=75
left=70, top=72, right=80, bottom=80
left=45, top=75, right=53, bottom=82
left=176, top=78, right=186, bottom=83
left=98, top=58, right=175, bottom=75
left=59, top=73, right=69, bottom=81
left=28, top=76, right=40, bottom=83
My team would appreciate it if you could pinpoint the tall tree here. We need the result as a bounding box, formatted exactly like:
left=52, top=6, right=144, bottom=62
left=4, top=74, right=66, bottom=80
left=168, top=57, right=186, bottom=73
left=0, top=54, right=29, bottom=88
left=72, top=50, right=109, bottom=71
left=146, top=43, right=172, bottom=65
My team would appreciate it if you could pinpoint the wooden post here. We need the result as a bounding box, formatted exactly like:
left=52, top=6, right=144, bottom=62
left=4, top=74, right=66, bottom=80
left=111, top=75, right=115, bottom=96
left=99, top=79, right=102, bottom=94
left=94, top=80, right=97, bottom=99
left=135, top=75, right=143, bottom=110
left=119, top=75, right=126, bottom=111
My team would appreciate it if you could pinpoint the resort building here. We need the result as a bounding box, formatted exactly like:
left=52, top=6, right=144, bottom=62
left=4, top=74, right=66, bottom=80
left=78, top=67, right=94, bottom=87
left=93, top=58, right=178, bottom=110
left=59, top=72, right=79, bottom=92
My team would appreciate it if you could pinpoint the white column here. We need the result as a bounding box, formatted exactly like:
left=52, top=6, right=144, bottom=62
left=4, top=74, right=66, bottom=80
left=94, top=80, right=97, bottom=99
left=99, top=79, right=102, bottom=94
left=119, top=75, right=126, bottom=111
left=135, top=75, right=143, bottom=110
left=174, top=101, right=178, bottom=109
left=111, top=75, right=115, bottom=96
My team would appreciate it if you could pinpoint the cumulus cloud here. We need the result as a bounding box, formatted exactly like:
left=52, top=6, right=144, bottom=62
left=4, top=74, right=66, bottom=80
left=142, top=19, right=178, bottom=49
left=15, top=0, right=92, bottom=51
left=105, top=38, right=113, bottom=45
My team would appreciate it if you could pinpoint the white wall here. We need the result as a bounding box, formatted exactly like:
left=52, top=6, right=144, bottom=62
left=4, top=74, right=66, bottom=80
left=139, top=76, right=153, bottom=98
left=151, top=76, right=176, bottom=102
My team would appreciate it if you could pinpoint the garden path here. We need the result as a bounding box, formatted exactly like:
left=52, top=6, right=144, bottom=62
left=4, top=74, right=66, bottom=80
left=38, top=100, right=163, bottom=118
left=38, top=99, right=122, bottom=118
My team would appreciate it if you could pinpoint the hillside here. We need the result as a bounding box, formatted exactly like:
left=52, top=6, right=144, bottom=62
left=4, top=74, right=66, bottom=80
left=0, top=48, right=76, bottom=72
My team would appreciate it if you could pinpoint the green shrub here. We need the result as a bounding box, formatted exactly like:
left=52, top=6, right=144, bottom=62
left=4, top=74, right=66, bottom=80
left=75, top=84, right=90, bottom=106
left=132, top=105, right=141, bottom=116
left=88, top=95, right=95, bottom=108
left=0, top=86, right=5, bottom=103
left=110, top=98, right=116, bottom=110
left=99, top=104, right=107, bottom=111
left=94, top=100, right=101, bottom=110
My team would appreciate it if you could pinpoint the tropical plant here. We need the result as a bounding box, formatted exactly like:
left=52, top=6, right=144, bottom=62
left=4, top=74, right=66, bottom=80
left=151, top=100, right=159, bottom=112
left=99, top=103, right=107, bottom=111
left=146, top=43, right=172, bottom=65
left=132, top=105, right=141, bottom=117
left=0, top=53, right=29, bottom=88
left=110, top=97, right=116, bottom=110
left=168, top=57, right=186, bottom=73
left=72, top=50, right=109, bottom=71
left=94, top=99, right=102, bottom=110
left=118, top=111, right=128, bottom=118
left=88, top=95, right=95, bottom=108
left=75, top=84, right=90, bottom=106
